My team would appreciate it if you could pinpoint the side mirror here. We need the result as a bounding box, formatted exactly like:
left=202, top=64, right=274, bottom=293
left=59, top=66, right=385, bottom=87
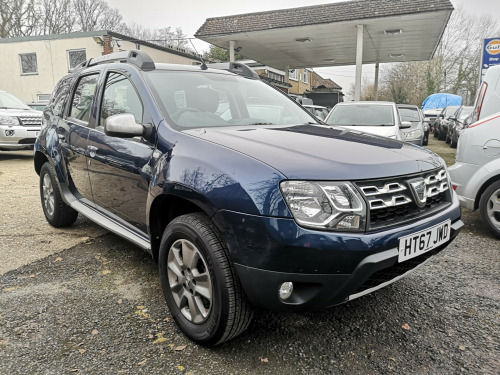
left=440, top=114, right=445, bottom=118
left=104, top=113, right=144, bottom=138
left=399, top=121, right=412, bottom=129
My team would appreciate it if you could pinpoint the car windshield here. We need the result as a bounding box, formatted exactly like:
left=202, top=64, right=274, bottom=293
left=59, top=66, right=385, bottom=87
left=325, top=104, right=395, bottom=126
left=445, top=106, right=459, bottom=116
left=398, top=107, right=420, bottom=122
left=145, top=70, right=318, bottom=129
left=0, top=92, right=30, bottom=110
left=459, top=107, right=473, bottom=120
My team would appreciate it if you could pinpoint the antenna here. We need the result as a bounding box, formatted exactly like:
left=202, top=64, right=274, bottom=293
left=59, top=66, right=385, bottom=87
left=188, top=39, right=207, bottom=70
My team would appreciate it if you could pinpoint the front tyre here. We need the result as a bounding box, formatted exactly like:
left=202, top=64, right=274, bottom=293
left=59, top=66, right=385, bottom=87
left=39, top=162, right=78, bottom=227
left=479, top=181, right=500, bottom=238
left=159, top=213, right=253, bottom=346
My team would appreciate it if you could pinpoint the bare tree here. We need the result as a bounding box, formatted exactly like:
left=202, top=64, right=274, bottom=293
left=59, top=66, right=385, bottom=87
left=35, top=0, right=75, bottom=35
left=72, top=0, right=123, bottom=32
left=0, top=0, right=37, bottom=38
left=375, top=3, right=499, bottom=106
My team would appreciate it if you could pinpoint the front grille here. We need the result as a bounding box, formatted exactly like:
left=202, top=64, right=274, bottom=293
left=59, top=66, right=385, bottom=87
left=356, top=168, right=452, bottom=230
left=353, top=246, right=444, bottom=295
left=18, top=116, right=42, bottom=127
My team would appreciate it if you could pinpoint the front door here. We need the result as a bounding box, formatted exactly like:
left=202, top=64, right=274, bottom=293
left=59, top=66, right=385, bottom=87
left=86, top=71, right=154, bottom=233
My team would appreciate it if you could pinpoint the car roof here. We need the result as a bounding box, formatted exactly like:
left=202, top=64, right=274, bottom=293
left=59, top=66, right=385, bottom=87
left=337, top=101, right=395, bottom=106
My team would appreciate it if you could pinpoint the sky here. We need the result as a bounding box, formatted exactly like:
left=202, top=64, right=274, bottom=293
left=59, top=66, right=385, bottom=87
left=107, top=0, right=500, bottom=97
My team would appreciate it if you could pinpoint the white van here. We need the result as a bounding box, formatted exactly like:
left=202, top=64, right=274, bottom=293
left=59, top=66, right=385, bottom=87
left=471, top=64, right=500, bottom=122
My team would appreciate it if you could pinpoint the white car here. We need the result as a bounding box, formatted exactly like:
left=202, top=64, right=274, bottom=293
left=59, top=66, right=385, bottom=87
left=0, top=90, right=43, bottom=151
left=324, top=101, right=410, bottom=140
left=448, top=112, right=500, bottom=238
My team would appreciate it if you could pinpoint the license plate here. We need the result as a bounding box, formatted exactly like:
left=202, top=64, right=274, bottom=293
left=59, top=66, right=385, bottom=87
left=398, top=220, right=451, bottom=262
left=29, top=131, right=39, bottom=138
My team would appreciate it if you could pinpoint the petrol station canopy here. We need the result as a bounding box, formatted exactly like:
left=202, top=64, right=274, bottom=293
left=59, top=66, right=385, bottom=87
left=195, top=0, right=454, bottom=70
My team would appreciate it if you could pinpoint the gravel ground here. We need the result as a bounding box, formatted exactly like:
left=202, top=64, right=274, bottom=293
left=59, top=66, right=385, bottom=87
left=0, top=139, right=499, bottom=375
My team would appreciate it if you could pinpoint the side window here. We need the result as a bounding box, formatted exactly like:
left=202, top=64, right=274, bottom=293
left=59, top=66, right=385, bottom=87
left=69, top=74, right=99, bottom=123
left=99, top=72, right=143, bottom=127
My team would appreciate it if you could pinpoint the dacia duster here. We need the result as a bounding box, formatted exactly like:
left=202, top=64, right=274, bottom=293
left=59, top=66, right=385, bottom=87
left=34, top=51, right=463, bottom=345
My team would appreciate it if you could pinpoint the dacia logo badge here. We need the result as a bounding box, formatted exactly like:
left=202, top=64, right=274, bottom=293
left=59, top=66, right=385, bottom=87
left=409, top=178, right=427, bottom=208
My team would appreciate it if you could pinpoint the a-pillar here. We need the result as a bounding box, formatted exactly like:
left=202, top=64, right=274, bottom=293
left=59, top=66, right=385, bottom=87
left=354, top=24, right=364, bottom=101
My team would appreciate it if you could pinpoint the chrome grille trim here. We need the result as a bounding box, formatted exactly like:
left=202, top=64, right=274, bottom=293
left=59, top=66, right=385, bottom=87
left=356, top=168, right=452, bottom=230
left=18, top=116, right=42, bottom=127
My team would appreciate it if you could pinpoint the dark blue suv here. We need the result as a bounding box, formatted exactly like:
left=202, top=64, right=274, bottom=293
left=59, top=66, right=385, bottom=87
left=34, top=51, right=463, bottom=345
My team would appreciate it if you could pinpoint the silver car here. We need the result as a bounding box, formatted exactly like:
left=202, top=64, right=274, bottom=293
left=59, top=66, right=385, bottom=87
left=397, top=104, right=426, bottom=146
left=325, top=101, right=410, bottom=140
left=0, top=90, right=42, bottom=151
left=449, top=112, right=500, bottom=238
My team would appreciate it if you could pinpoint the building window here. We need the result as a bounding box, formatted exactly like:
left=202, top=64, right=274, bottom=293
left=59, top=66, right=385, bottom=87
left=37, top=94, right=51, bottom=102
left=19, top=53, right=38, bottom=75
left=302, top=70, right=309, bottom=84
left=289, top=69, right=298, bottom=81
left=67, top=49, right=87, bottom=70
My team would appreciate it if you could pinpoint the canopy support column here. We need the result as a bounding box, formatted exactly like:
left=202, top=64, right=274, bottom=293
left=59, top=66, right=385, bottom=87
left=354, top=24, right=364, bottom=101
left=229, top=40, right=235, bottom=62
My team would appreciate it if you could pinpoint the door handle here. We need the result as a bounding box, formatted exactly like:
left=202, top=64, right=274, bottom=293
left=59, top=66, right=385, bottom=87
left=87, top=145, right=98, bottom=157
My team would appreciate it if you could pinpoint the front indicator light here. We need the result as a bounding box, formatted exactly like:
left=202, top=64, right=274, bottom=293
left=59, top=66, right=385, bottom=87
left=280, top=181, right=366, bottom=231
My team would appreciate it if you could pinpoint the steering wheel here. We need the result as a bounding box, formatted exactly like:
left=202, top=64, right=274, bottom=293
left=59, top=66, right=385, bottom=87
left=172, top=107, right=201, bottom=121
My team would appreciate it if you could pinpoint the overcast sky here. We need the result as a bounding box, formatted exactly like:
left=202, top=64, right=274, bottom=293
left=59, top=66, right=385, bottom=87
left=107, top=0, right=500, bottom=96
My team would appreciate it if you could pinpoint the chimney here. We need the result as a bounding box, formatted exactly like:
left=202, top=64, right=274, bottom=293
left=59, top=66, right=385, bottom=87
left=102, top=35, right=113, bottom=55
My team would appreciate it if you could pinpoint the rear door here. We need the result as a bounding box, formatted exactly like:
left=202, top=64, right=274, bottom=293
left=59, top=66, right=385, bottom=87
left=86, top=67, right=156, bottom=233
left=58, top=72, right=101, bottom=204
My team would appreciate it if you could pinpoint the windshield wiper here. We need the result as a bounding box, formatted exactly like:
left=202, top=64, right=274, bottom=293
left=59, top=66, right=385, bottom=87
left=246, top=122, right=275, bottom=125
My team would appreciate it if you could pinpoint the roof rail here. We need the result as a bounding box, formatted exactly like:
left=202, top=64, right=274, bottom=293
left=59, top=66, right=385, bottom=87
left=206, top=62, right=259, bottom=79
left=85, top=50, right=155, bottom=71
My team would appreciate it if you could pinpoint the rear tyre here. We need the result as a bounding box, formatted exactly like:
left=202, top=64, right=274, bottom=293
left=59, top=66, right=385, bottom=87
left=433, top=128, right=438, bottom=138
left=39, top=162, right=78, bottom=227
left=450, top=139, right=457, bottom=148
left=479, top=181, right=500, bottom=238
left=422, top=136, right=429, bottom=146
left=445, top=134, right=451, bottom=144
left=159, top=213, right=253, bottom=346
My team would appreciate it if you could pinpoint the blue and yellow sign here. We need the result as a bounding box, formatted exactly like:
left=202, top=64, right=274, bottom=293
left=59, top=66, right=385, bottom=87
left=481, top=37, right=500, bottom=81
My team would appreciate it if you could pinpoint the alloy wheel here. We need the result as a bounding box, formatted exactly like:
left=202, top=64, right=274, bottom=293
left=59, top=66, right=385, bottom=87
left=167, top=239, right=213, bottom=324
left=486, top=187, right=500, bottom=229
left=42, top=173, right=55, bottom=217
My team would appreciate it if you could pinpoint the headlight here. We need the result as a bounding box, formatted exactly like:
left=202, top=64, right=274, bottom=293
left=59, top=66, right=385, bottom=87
left=0, top=115, right=20, bottom=126
left=405, top=129, right=422, bottom=139
left=280, top=181, right=366, bottom=231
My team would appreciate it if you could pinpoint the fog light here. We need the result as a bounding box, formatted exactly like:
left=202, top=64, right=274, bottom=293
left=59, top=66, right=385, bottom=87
left=5, top=130, right=15, bottom=136
left=279, top=282, right=294, bottom=300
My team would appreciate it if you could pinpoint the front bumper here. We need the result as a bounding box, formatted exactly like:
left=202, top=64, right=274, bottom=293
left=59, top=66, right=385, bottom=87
left=214, top=193, right=462, bottom=312
left=0, top=125, right=39, bottom=150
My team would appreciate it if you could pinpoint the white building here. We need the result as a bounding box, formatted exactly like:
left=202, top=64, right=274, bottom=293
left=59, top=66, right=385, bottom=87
left=0, top=30, right=202, bottom=103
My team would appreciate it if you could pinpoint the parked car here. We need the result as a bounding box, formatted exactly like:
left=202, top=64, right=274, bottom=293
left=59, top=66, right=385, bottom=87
left=421, top=93, right=462, bottom=131
left=470, top=64, right=500, bottom=123
left=27, top=101, right=48, bottom=111
left=302, top=104, right=329, bottom=121
left=447, top=106, right=473, bottom=148
left=34, top=51, right=463, bottom=345
left=434, top=105, right=460, bottom=141
left=325, top=101, right=411, bottom=140
left=397, top=104, right=426, bottom=146
left=449, top=112, right=500, bottom=238
left=0, top=90, right=42, bottom=151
